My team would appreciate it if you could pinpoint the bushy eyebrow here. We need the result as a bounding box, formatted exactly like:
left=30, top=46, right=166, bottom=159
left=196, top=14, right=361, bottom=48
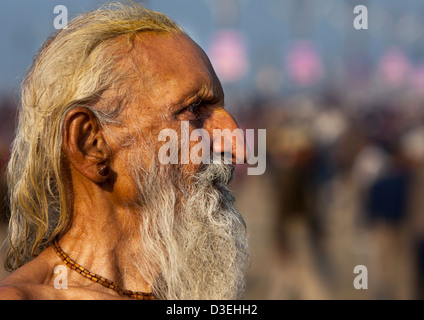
left=169, top=86, right=224, bottom=114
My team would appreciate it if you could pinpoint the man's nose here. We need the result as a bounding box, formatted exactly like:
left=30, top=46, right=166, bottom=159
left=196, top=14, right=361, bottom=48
left=207, top=108, right=247, bottom=164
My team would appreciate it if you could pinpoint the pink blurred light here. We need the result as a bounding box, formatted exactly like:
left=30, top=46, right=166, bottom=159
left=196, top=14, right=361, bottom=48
left=286, top=41, right=323, bottom=87
left=378, top=47, right=411, bottom=87
left=208, top=30, right=249, bottom=83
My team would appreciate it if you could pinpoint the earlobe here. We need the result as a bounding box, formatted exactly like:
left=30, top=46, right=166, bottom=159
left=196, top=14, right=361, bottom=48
left=62, top=107, right=111, bottom=183
left=97, top=163, right=110, bottom=177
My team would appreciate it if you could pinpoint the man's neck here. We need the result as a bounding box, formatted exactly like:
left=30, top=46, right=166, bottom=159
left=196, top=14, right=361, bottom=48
left=58, top=186, right=152, bottom=295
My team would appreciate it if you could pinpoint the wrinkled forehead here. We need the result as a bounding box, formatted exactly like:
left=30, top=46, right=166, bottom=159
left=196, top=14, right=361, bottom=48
left=127, top=32, right=223, bottom=107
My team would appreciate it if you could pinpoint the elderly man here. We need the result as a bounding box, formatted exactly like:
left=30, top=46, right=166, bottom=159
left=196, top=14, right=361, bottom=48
left=0, top=2, right=250, bottom=300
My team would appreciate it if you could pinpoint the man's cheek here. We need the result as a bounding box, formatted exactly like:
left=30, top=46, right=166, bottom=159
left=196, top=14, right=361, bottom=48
left=109, top=168, right=141, bottom=204
left=157, top=121, right=212, bottom=167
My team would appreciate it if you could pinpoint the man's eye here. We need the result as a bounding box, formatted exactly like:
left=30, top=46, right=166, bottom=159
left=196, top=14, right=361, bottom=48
left=183, top=99, right=202, bottom=114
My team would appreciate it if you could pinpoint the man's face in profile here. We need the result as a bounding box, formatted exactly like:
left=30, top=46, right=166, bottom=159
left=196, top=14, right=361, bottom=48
left=97, top=32, right=250, bottom=300
left=108, top=32, right=242, bottom=186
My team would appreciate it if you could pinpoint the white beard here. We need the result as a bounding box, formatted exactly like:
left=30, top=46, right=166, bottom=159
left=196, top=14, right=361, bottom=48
left=129, top=160, right=250, bottom=300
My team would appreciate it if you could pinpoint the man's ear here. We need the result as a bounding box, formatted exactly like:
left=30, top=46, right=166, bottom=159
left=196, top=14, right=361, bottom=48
left=62, top=107, right=111, bottom=183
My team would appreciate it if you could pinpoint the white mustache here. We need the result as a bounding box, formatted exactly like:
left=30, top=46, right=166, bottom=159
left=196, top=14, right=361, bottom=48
left=195, top=160, right=235, bottom=188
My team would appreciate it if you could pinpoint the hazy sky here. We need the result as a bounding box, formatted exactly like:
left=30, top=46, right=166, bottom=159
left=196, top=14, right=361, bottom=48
left=0, top=0, right=222, bottom=92
left=1, top=0, right=424, bottom=97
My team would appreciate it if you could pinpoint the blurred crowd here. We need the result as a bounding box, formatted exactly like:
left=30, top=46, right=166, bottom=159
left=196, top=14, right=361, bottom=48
left=230, top=86, right=424, bottom=299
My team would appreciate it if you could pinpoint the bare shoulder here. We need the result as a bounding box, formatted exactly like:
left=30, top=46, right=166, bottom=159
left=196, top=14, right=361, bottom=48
left=0, top=247, right=57, bottom=300
left=0, top=264, right=42, bottom=300
left=0, top=284, right=29, bottom=300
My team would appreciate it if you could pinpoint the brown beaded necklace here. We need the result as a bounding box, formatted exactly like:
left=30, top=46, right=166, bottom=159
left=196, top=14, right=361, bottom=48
left=52, top=238, right=156, bottom=300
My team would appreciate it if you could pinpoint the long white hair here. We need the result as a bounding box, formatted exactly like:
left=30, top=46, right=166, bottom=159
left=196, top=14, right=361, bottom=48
left=6, top=1, right=185, bottom=271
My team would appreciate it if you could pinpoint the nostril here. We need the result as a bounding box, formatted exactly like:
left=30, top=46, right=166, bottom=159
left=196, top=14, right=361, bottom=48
left=210, top=129, right=247, bottom=164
